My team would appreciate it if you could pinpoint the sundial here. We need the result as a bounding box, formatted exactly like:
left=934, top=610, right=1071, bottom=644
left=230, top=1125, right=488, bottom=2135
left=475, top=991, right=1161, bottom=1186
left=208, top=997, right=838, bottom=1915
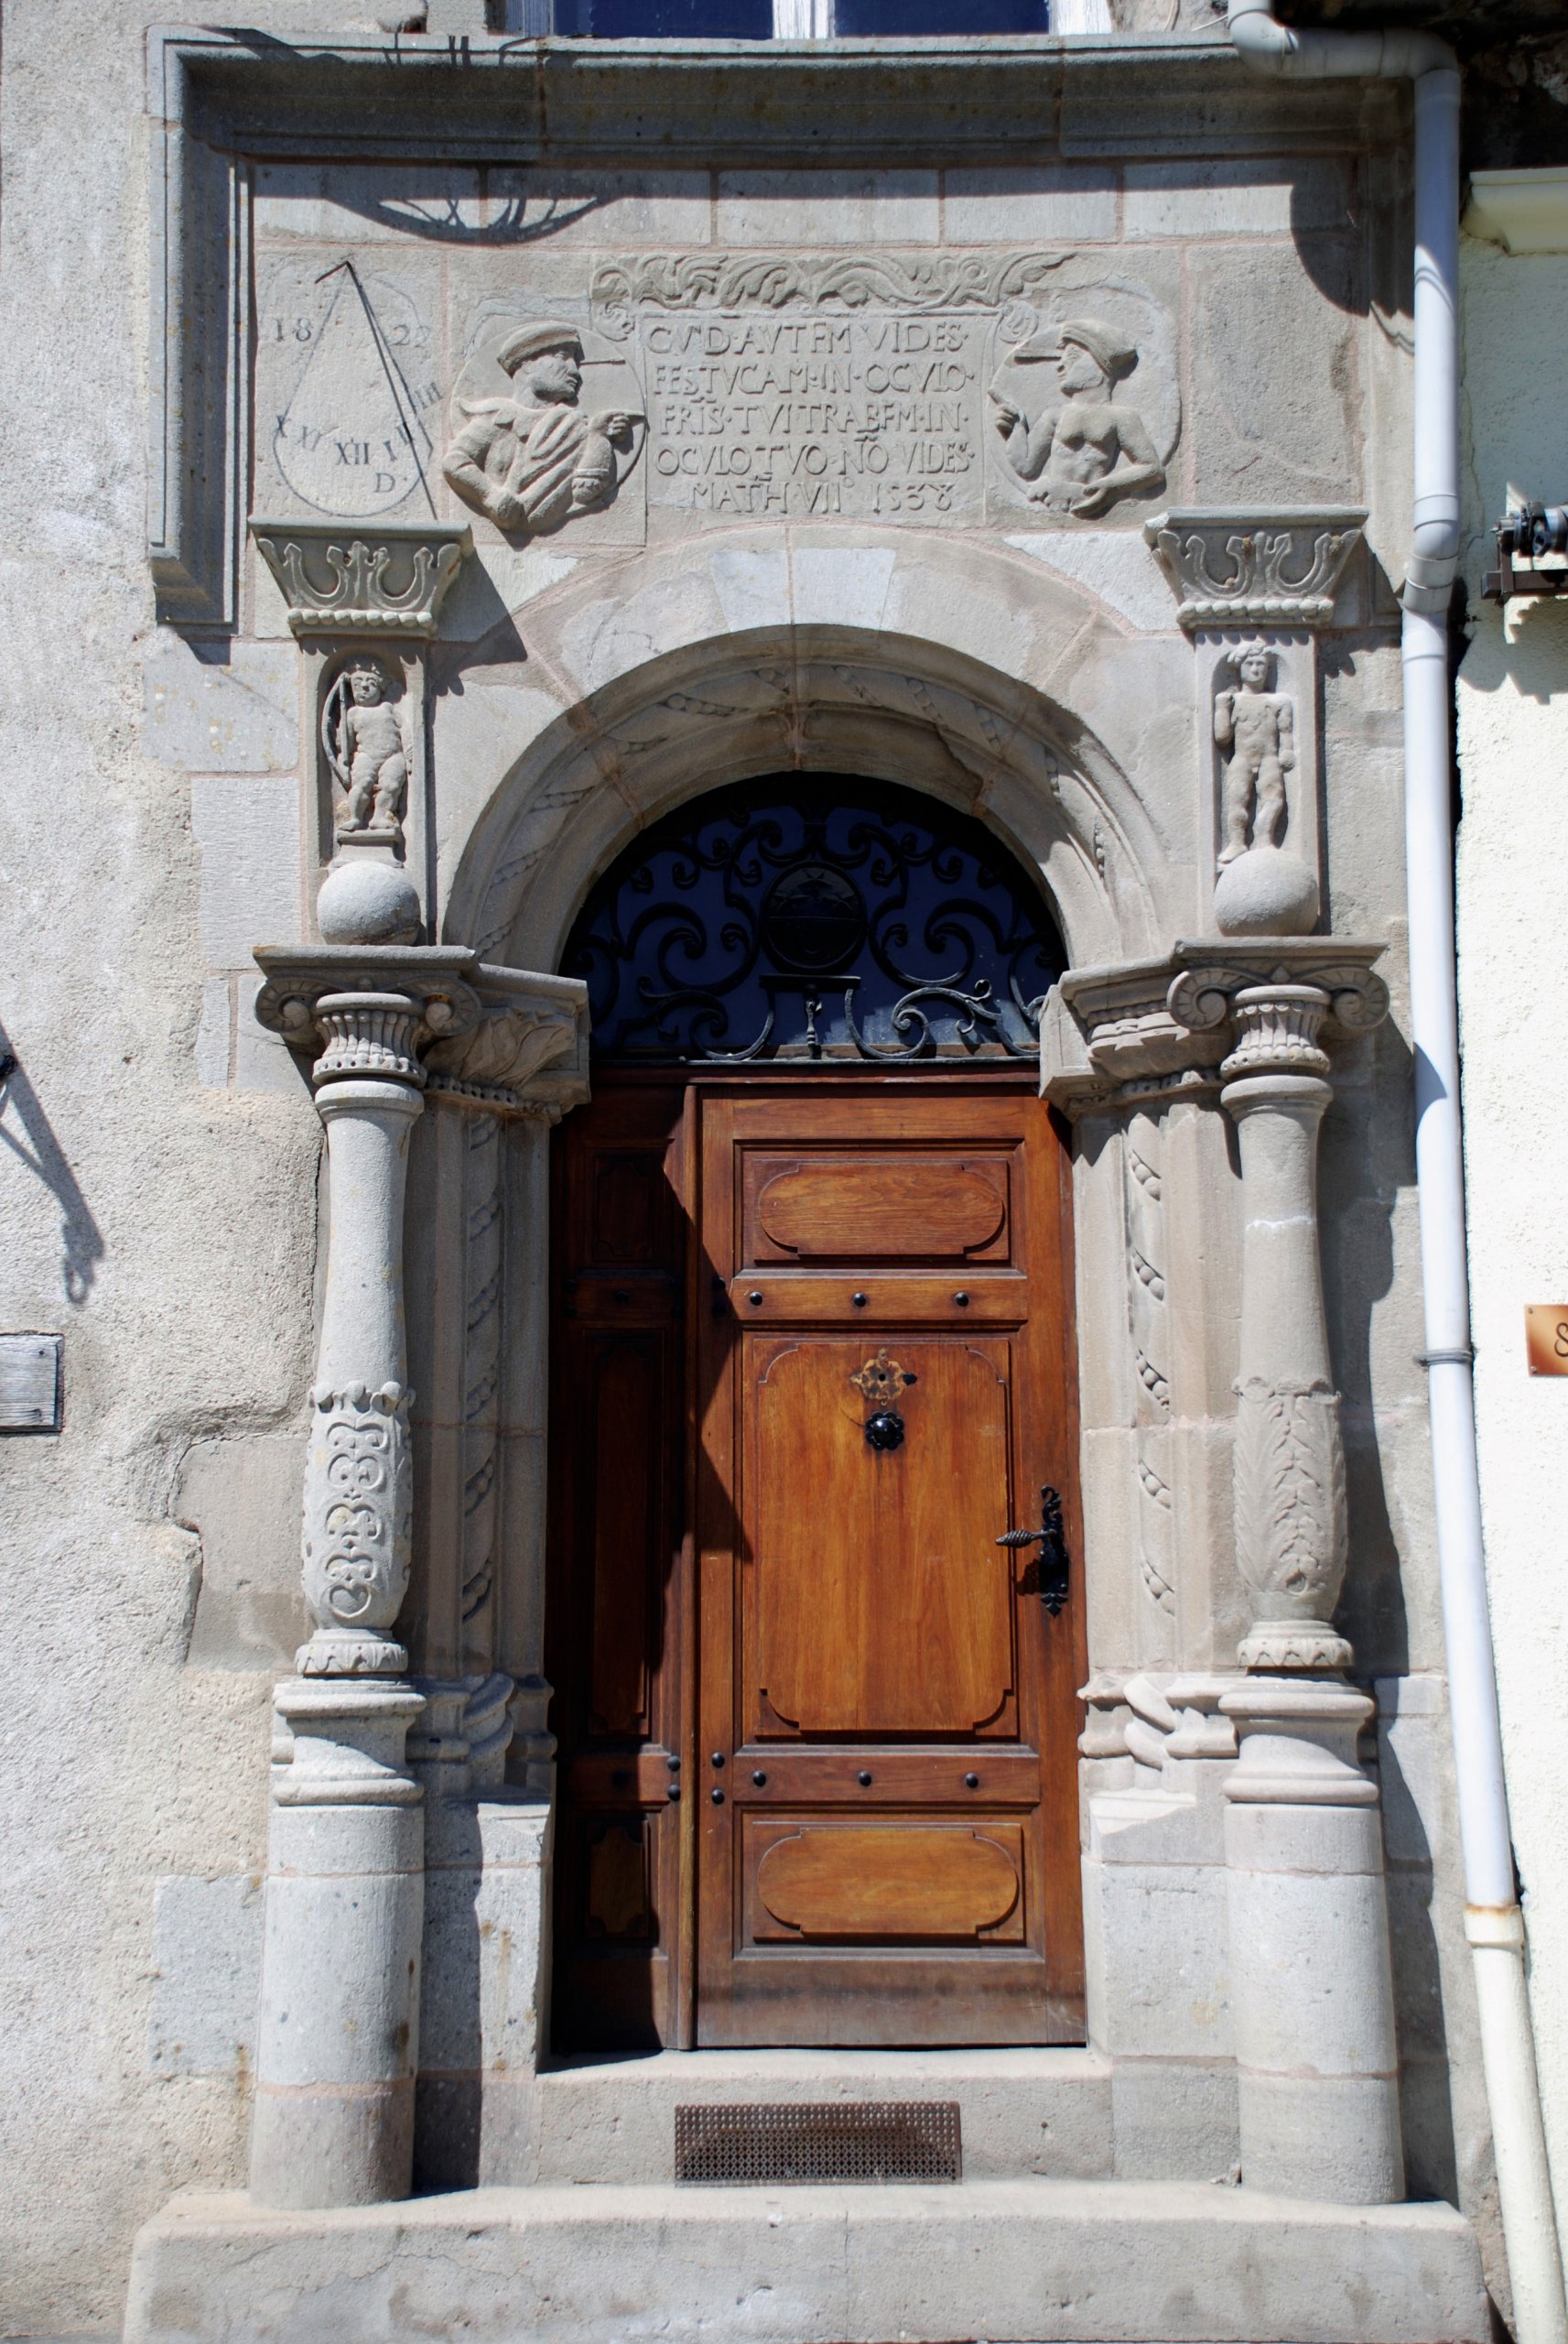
left=273, top=261, right=434, bottom=519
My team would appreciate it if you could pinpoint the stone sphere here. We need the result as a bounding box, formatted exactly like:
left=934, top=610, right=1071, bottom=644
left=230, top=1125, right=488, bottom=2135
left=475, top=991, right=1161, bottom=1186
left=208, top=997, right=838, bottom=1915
left=317, top=854, right=422, bottom=947
left=1213, top=846, right=1320, bottom=939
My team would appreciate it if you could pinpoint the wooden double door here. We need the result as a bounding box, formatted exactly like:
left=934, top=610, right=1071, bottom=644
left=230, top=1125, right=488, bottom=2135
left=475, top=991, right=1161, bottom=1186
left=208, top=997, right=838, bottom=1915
left=546, top=1073, right=1085, bottom=2051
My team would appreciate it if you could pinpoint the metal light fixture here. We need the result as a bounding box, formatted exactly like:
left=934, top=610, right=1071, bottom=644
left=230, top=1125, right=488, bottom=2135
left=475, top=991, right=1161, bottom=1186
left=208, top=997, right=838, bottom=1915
left=1483, top=502, right=1568, bottom=600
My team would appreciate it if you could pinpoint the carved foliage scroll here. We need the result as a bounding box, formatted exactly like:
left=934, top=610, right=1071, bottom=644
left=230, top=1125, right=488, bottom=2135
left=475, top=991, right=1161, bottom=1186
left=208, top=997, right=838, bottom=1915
left=1232, top=1376, right=1348, bottom=1637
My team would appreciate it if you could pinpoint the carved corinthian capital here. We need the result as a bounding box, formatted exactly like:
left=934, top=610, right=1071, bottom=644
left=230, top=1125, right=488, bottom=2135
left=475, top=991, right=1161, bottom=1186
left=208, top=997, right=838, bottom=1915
left=1169, top=939, right=1389, bottom=1673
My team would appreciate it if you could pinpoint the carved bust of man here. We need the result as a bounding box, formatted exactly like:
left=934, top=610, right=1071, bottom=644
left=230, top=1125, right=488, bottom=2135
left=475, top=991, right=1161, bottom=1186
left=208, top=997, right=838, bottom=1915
left=1214, top=643, right=1296, bottom=867
left=989, top=317, right=1164, bottom=519
left=442, top=321, right=640, bottom=535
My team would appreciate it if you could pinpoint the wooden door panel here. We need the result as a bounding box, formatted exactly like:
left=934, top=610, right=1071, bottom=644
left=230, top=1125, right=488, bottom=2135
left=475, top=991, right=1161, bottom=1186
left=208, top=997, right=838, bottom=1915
left=697, top=1081, right=1084, bottom=2048
left=749, top=1155, right=1011, bottom=1263
left=751, top=1822, right=1025, bottom=1941
left=588, top=1339, right=659, bottom=1737
left=750, top=1335, right=1015, bottom=1736
left=547, top=1081, right=689, bottom=2051
left=550, top=1074, right=1083, bottom=2052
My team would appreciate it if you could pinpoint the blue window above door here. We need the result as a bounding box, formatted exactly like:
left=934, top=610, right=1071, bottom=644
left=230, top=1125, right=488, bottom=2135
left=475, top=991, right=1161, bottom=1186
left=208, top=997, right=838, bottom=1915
left=836, top=0, right=1047, bottom=27
left=546, top=1, right=1049, bottom=31
left=551, top=0, right=773, bottom=32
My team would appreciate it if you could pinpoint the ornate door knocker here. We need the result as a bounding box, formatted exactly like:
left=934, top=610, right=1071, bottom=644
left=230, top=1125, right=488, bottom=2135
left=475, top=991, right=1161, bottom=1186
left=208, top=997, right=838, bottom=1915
left=850, top=1348, right=917, bottom=1453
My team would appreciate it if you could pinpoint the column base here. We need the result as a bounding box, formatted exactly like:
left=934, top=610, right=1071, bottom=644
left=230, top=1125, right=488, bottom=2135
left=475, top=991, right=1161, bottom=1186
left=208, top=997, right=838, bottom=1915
left=250, top=1677, right=427, bottom=2212
left=1221, top=1677, right=1403, bottom=2207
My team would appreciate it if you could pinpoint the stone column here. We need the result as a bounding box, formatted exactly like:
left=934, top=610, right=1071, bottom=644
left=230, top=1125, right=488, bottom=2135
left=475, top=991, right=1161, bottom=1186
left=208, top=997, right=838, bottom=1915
left=1173, top=950, right=1402, bottom=2204
left=249, top=943, right=479, bottom=2210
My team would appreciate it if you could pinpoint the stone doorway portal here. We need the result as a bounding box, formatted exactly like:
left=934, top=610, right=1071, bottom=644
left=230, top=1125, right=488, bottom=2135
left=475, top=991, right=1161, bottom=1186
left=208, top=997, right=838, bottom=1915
left=544, top=780, right=1086, bottom=2051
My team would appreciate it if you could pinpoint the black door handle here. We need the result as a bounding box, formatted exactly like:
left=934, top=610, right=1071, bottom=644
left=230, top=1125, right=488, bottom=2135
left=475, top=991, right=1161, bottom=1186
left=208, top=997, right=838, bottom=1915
left=997, top=1485, right=1070, bottom=1616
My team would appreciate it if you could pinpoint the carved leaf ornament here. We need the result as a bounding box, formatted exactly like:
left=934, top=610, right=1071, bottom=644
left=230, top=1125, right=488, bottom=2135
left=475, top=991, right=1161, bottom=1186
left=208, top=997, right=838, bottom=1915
left=591, top=249, right=1069, bottom=339
left=1233, top=1376, right=1348, bottom=1622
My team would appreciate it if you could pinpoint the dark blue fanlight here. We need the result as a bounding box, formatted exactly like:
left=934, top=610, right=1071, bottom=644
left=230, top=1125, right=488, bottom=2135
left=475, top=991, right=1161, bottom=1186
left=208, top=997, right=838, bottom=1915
left=562, top=776, right=1065, bottom=1065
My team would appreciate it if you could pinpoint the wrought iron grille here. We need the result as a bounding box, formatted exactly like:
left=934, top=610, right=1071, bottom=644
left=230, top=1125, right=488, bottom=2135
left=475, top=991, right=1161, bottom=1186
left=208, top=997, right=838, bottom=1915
left=675, top=2100, right=962, bottom=2186
left=563, top=778, right=1065, bottom=1065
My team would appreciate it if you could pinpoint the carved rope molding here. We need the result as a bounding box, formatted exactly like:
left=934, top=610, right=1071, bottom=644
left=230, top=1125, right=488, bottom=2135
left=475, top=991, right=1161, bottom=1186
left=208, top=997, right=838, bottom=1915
left=590, top=248, right=1071, bottom=338
left=1125, top=1110, right=1176, bottom=1621
left=1143, top=507, right=1367, bottom=632
left=250, top=518, right=472, bottom=639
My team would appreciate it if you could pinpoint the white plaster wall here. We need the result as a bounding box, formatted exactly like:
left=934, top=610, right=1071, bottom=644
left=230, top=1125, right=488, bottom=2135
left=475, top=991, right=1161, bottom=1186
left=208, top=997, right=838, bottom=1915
left=0, top=3, right=386, bottom=2332
left=1455, top=228, right=1568, bottom=2239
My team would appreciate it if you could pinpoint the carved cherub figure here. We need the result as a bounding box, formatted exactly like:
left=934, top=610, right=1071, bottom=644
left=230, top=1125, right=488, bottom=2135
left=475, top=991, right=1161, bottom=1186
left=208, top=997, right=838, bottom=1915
left=324, top=657, right=408, bottom=836
left=989, top=318, right=1165, bottom=519
left=1214, top=644, right=1295, bottom=867
left=442, top=321, right=640, bottom=536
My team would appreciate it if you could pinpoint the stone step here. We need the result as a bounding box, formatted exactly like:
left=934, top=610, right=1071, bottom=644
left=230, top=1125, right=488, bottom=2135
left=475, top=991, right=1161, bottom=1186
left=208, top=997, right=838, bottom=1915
left=125, top=2177, right=1487, bottom=2344
left=532, top=2044, right=1113, bottom=2183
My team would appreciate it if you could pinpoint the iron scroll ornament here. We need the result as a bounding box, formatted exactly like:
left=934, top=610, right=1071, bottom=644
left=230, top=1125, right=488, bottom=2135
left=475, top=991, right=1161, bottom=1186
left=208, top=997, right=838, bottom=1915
left=997, top=1486, right=1070, bottom=1615
left=562, top=779, right=1065, bottom=1066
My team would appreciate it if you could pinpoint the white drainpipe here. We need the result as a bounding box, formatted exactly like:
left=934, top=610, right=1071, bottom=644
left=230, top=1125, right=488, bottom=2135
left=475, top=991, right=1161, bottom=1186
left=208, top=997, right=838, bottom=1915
left=1226, top=5, right=1567, bottom=2339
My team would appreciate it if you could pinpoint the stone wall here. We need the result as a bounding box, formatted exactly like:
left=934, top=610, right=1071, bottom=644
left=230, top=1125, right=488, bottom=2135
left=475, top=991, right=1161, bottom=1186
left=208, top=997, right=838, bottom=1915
left=0, top=7, right=1498, bottom=2329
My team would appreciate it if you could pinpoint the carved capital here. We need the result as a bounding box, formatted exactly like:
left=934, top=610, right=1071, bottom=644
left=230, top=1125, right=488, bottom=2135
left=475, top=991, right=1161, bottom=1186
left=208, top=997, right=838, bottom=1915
left=1044, top=938, right=1387, bottom=1117
left=1145, top=507, right=1365, bottom=632
left=1165, top=939, right=1389, bottom=1071
left=424, top=964, right=590, bottom=1121
left=254, top=945, right=481, bottom=1087
left=250, top=517, right=471, bottom=639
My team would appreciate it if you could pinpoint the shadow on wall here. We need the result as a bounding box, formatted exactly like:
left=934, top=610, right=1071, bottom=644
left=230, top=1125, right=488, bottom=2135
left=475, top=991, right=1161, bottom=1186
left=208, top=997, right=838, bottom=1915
left=1321, top=1012, right=1413, bottom=1679
left=1459, top=591, right=1568, bottom=708
left=1378, top=1703, right=1462, bottom=2209
left=0, top=1018, right=104, bottom=1304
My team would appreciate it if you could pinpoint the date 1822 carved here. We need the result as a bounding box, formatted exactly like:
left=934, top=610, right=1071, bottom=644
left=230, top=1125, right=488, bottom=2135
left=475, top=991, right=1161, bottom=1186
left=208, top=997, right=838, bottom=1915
left=561, top=778, right=1065, bottom=1066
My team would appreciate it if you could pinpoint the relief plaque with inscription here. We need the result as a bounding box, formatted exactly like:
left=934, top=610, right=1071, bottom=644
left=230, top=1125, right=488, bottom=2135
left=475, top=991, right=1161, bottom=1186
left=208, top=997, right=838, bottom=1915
left=589, top=249, right=1179, bottom=534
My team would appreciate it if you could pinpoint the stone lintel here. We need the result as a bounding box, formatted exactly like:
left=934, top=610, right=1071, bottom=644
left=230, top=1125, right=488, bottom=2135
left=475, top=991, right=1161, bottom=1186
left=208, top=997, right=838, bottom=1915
left=1144, top=509, right=1367, bottom=634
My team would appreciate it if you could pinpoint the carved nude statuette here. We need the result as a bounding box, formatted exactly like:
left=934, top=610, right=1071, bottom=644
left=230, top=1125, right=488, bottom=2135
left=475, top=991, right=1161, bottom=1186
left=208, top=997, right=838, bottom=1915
left=442, top=320, right=642, bottom=536
left=1215, top=644, right=1296, bottom=868
left=989, top=317, right=1165, bottom=519
left=322, top=656, right=408, bottom=839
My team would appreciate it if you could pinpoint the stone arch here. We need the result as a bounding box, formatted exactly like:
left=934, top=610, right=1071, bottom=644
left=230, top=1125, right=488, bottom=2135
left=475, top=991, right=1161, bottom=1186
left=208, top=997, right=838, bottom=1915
left=440, top=534, right=1190, bottom=976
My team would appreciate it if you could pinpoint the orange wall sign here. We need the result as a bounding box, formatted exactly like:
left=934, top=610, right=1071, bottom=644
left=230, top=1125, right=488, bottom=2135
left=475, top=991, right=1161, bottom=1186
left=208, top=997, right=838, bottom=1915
left=1525, top=1306, right=1568, bottom=1376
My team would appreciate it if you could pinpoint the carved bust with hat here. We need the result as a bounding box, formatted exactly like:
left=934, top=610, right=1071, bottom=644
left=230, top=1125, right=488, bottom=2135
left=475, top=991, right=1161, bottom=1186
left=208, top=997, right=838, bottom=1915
left=443, top=318, right=642, bottom=536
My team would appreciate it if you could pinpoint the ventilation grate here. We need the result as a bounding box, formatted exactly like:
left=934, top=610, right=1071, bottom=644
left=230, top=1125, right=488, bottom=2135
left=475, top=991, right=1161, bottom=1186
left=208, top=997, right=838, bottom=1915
left=675, top=2100, right=961, bottom=2187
